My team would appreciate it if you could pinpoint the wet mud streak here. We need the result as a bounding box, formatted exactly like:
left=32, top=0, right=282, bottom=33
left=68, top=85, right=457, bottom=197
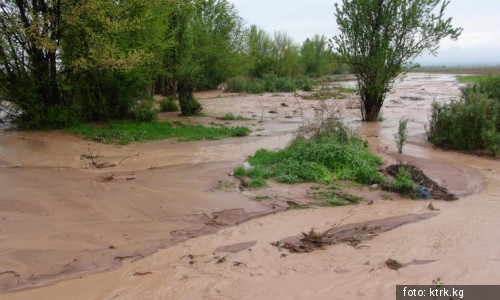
left=275, top=213, right=437, bottom=253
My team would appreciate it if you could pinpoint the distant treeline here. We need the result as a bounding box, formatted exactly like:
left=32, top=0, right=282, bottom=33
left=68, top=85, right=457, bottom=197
left=0, top=0, right=345, bottom=128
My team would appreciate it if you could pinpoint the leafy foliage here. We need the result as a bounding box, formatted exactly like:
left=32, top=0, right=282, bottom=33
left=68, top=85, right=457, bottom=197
left=159, top=96, right=180, bottom=112
left=389, top=168, right=416, bottom=195
left=234, top=128, right=383, bottom=187
left=332, top=0, right=462, bottom=121
left=428, top=76, right=500, bottom=156
left=0, top=0, right=346, bottom=129
left=394, top=119, right=409, bottom=154
left=130, top=100, right=159, bottom=122
left=300, top=35, right=339, bottom=77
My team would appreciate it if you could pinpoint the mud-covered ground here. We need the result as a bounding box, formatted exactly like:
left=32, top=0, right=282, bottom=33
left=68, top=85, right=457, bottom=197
left=1, top=73, right=499, bottom=299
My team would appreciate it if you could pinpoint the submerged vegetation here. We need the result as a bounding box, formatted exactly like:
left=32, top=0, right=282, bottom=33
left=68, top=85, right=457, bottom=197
left=428, top=75, right=500, bottom=156
left=67, top=121, right=250, bottom=145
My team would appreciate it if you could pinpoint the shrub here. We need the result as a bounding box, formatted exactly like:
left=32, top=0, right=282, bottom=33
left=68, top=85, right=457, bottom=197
left=219, top=113, right=252, bottom=121
left=15, top=102, right=76, bottom=129
left=235, top=127, right=383, bottom=187
left=390, top=168, right=415, bottom=195
left=428, top=75, right=499, bottom=156
left=130, top=100, right=159, bottom=122
left=394, top=118, right=409, bottom=154
left=275, top=77, right=296, bottom=92
left=179, top=95, right=203, bottom=116
left=225, top=76, right=248, bottom=93
left=159, top=96, right=179, bottom=112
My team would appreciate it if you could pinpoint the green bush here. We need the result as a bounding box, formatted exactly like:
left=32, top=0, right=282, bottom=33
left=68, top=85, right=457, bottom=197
left=15, top=102, right=77, bottom=129
left=234, top=129, right=383, bottom=187
left=394, top=118, right=409, bottom=154
left=225, top=76, right=248, bottom=93
left=130, top=100, right=159, bottom=122
left=179, top=95, right=203, bottom=116
left=428, top=75, right=499, bottom=156
left=159, top=96, right=179, bottom=112
left=390, top=168, right=415, bottom=195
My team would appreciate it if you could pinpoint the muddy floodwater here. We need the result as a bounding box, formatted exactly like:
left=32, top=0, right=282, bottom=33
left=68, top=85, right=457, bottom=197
left=1, top=73, right=499, bottom=299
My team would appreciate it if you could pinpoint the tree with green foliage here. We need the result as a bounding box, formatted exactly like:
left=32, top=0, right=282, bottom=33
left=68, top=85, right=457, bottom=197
left=191, top=0, right=245, bottom=89
left=64, top=0, right=170, bottom=121
left=158, top=0, right=244, bottom=116
left=245, top=25, right=274, bottom=78
left=271, top=31, right=300, bottom=78
left=332, top=0, right=462, bottom=121
left=300, top=35, right=335, bottom=77
left=0, top=0, right=68, bottom=127
left=0, top=0, right=171, bottom=127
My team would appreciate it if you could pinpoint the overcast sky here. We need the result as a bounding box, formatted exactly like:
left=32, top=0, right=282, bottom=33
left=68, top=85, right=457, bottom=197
left=228, top=0, right=500, bottom=66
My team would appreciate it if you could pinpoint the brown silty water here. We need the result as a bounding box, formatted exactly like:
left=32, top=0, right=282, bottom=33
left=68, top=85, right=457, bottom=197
left=1, top=73, right=499, bottom=299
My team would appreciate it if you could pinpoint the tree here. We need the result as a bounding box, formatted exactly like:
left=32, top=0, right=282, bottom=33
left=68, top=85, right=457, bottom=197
left=158, top=0, right=244, bottom=116
left=246, top=25, right=274, bottom=78
left=191, top=0, right=245, bottom=90
left=63, top=0, right=169, bottom=121
left=0, top=0, right=67, bottom=127
left=332, top=0, right=462, bottom=121
left=0, top=0, right=170, bottom=127
left=300, top=35, right=335, bottom=77
left=271, top=31, right=300, bottom=78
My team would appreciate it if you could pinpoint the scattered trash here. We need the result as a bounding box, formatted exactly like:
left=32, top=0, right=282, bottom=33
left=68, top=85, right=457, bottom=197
left=415, top=187, right=432, bottom=199
left=242, top=162, right=253, bottom=171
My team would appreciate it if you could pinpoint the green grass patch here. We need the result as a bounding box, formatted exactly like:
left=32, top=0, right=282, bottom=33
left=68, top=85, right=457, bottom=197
left=218, top=113, right=253, bottom=121
left=457, top=75, right=484, bottom=84
left=67, top=121, right=250, bottom=145
left=234, top=133, right=383, bottom=188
